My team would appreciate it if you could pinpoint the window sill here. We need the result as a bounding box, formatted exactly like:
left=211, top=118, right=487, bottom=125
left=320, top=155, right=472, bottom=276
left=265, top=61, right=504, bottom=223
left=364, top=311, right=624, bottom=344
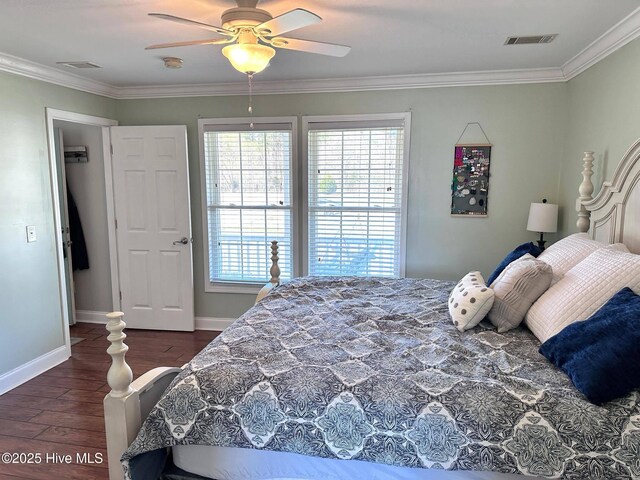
left=205, top=282, right=265, bottom=295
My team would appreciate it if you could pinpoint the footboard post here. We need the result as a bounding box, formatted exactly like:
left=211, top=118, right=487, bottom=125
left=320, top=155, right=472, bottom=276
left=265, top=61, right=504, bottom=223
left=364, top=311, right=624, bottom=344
left=576, top=151, right=594, bottom=233
left=104, top=312, right=140, bottom=480
left=256, top=240, right=281, bottom=304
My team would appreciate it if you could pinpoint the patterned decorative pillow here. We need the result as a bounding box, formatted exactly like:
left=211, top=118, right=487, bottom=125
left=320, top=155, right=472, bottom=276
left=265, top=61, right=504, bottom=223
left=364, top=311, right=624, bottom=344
left=537, top=233, right=628, bottom=285
left=448, top=272, right=494, bottom=332
left=487, top=254, right=552, bottom=333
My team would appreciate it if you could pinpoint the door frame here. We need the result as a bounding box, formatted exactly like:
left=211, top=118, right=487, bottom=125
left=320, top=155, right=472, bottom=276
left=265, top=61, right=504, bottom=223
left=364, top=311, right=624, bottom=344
left=46, top=108, right=118, bottom=354
left=54, top=127, right=77, bottom=325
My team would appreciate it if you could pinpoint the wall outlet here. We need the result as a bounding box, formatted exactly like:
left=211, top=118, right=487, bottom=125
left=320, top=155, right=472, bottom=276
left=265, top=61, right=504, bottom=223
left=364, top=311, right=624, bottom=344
left=26, top=225, right=37, bottom=243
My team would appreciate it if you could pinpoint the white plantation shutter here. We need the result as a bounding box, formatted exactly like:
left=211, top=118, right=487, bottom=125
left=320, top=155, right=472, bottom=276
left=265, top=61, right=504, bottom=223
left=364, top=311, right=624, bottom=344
left=307, top=117, right=409, bottom=277
left=202, top=120, right=294, bottom=284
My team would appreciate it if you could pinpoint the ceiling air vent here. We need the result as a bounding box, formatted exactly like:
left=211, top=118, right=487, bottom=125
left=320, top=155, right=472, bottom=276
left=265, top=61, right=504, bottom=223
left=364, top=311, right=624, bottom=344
left=505, top=34, right=557, bottom=45
left=56, top=61, right=102, bottom=69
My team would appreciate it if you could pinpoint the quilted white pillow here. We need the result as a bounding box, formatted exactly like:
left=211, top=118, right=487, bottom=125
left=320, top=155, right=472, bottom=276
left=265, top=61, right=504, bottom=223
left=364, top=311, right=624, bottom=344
left=537, top=233, right=628, bottom=285
left=448, top=272, right=494, bottom=332
left=487, top=254, right=552, bottom=333
left=525, top=247, right=640, bottom=343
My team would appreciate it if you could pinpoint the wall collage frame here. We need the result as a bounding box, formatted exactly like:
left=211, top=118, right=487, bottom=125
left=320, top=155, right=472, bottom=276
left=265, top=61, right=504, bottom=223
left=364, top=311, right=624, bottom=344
left=451, top=122, right=492, bottom=216
left=451, top=144, right=491, bottom=216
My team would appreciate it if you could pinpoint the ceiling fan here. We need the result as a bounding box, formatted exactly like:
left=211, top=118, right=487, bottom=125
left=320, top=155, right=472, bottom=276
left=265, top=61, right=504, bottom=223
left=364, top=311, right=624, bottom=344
left=146, top=0, right=351, bottom=75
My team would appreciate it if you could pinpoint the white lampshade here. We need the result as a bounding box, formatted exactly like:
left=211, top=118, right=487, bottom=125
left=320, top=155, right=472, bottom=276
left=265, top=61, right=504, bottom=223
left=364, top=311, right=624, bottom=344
left=527, top=202, right=558, bottom=233
left=222, top=43, right=275, bottom=75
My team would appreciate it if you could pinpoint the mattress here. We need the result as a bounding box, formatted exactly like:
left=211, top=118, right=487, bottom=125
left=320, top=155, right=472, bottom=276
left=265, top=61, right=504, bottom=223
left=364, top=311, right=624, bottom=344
left=123, top=276, right=640, bottom=480
left=173, top=444, right=532, bottom=480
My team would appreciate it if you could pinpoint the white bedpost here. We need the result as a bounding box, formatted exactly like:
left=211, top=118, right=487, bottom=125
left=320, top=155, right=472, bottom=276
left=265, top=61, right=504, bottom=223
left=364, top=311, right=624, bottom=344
left=269, top=240, right=281, bottom=284
left=103, top=314, right=184, bottom=479
left=576, top=151, right=594, bottom=233
left=104, top=312, right=140, bottom=480
left=105, top=312, right=133, bottom=397
left=256, top=240, right=281, bottom=304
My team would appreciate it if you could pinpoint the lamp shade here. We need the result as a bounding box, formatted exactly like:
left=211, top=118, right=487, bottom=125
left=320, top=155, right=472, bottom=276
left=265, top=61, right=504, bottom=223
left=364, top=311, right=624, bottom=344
left=527, top=202, right=558, bottom=233
left=222, top=43, right=275, bottom=75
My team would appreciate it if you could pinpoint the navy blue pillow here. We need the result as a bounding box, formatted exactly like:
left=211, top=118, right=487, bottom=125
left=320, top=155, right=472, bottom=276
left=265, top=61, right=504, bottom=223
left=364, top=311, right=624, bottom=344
left=539, top=287, right=640, bottom=405
left=486, top=242, right=542, bottom=285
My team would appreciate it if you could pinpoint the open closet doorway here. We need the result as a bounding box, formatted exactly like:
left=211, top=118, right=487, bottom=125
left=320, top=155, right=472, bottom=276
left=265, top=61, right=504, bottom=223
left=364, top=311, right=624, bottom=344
left=56, top=120, right=115, bottom=326
left=47, top=109, right=118, bottom=352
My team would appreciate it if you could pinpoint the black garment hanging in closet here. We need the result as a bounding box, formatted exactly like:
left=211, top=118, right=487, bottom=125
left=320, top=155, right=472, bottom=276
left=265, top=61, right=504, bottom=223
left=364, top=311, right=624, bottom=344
left=67, top=190, right=90, bottom=270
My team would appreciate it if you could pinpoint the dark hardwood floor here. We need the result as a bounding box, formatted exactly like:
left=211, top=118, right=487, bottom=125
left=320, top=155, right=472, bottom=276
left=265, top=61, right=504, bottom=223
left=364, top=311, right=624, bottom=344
left=0, top=322, right=219, bottom=479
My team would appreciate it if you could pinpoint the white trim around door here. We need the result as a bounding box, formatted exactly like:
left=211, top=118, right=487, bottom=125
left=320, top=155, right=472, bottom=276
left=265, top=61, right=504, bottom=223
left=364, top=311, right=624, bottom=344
left=45, top=108, right=118, bottom=358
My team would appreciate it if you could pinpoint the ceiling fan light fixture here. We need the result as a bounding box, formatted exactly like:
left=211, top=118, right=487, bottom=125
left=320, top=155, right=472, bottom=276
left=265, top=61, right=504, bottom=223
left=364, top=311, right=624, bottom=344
left=222, top=43, right=275, bottom=74
left=148, top=2, right=351, bottom=73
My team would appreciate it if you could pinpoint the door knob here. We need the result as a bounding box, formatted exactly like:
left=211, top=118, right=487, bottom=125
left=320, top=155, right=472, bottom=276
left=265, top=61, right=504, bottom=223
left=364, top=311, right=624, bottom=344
left=173, top=237, right=190, bottom=245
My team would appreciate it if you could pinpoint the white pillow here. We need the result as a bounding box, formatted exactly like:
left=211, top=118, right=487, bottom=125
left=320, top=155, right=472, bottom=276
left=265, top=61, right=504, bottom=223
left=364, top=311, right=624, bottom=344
left=488, top=254, right=552, bottom=333
left=525, top=247, right=640, bottom=343
left=448, top=272, right=494, bottom=332
left=537, top=233, right=628, bottom=285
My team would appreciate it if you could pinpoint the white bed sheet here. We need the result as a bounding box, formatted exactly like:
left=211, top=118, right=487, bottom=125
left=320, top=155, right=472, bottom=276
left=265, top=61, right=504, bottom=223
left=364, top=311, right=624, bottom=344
left=173, top=445, right=535, bottom=480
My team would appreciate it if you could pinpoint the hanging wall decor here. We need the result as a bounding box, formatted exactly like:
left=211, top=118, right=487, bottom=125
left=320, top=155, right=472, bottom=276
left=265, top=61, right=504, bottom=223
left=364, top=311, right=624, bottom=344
left=451, top=123, right=491, bottom=216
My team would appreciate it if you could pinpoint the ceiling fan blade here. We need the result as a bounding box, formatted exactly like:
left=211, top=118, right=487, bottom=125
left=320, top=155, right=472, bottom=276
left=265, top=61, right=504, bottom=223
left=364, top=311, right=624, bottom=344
left=145, top=38, right=232, bottom=50
left=271, top=37, right=351, bottom=57
left=256, top=9, right=321, bottom=37
left=148, top=13, right=232, bottom=36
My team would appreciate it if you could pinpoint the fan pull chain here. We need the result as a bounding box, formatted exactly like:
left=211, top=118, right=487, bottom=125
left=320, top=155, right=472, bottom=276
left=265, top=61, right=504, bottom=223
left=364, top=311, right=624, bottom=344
left=247, top=73, right=254, bottom=129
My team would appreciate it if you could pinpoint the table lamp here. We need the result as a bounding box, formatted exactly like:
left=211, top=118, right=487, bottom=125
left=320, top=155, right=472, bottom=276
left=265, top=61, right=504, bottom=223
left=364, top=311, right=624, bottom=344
left=527, top=199, right=558, bottom=250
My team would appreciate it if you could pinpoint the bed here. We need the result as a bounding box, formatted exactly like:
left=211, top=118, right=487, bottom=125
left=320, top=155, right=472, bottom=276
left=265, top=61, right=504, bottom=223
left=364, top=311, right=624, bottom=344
left=103, top=140, right=640, bottom=480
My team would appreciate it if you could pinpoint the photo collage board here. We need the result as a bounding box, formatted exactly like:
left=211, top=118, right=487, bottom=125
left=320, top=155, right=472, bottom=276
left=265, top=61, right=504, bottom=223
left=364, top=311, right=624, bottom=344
left=451, top=144, right=491, bottom=216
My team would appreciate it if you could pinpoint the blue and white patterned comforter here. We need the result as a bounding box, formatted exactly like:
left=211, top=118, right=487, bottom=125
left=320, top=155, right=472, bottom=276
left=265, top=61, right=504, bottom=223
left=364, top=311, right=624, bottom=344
left=123, top=277, right=640, bottom=479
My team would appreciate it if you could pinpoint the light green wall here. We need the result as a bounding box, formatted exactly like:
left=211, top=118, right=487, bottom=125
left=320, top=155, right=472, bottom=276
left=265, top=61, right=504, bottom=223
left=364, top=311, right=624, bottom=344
left=116, top=83, right=568, bottom=318
left=560, top=36, right=640, bottom=235
left=0, top=71, right=116, bottom=376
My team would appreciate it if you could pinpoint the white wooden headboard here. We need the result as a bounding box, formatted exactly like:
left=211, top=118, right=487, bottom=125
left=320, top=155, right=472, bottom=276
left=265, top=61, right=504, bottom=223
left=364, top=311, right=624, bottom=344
left=577, top=139, right=640, bottom=254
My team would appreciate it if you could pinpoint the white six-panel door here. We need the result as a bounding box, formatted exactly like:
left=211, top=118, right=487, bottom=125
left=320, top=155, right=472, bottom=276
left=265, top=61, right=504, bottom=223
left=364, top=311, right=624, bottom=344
left=111, top=126, right=194, bottom=331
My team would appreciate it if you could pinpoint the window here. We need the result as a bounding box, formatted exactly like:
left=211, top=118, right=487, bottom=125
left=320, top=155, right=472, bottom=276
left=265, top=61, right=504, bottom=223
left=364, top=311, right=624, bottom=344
left=199, top=117, right=296, bottom=292
left=305, top=114, right=410, bottom=277
left=199, top=114, right=409, bottom=291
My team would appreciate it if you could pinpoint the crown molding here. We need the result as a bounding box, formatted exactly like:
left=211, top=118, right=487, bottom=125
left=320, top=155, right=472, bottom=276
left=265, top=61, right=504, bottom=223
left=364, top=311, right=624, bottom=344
left=1, top=7, right=639, bottom=99
left=0, top=51, right=117, bottom=98
left=114, top=68, right=565, bottom=99
left=562, top=6, right=640, bottom=80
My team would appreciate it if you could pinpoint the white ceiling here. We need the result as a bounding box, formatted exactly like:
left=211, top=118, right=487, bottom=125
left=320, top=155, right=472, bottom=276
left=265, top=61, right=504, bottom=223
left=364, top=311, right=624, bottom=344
left=0, top=0, right=639, bottom=89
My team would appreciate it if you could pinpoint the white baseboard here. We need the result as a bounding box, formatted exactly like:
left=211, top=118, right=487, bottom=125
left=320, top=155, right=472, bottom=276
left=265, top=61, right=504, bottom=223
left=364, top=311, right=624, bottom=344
left=75, top=310, right=234, bottom=332
left=195, top=317, right=235, bottom=331
left=0, top=345, right=69, bottom=395
left=75, top=309, right=109, bottom=324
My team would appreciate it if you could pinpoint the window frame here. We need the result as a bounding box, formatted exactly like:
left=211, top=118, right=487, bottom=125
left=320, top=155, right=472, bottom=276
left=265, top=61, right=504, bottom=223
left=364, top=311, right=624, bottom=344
left=198, top=116, right=299, bottom=294
left=301, top=113, right=411, bottom=277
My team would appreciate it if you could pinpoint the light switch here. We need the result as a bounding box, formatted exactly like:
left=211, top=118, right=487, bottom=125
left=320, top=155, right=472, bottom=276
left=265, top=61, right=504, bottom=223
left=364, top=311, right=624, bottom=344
left=26, top=225, right=37, bottom=243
